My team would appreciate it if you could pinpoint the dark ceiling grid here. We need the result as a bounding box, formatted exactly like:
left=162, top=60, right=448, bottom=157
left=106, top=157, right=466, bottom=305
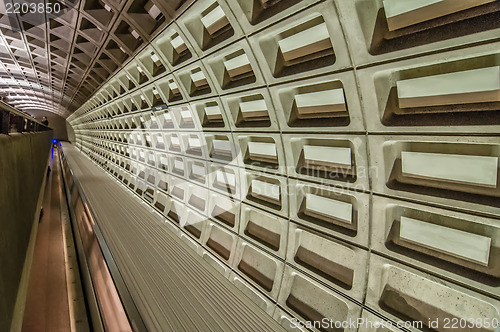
left=27, top=0, right=60, bottom=113
left=0, top=0, right=195, bottom=117
left=44, top=0, right=79, bottom=116
left=0, top=14, right=49, bottom=114
left=66, top=0, right=150, bottom=113
left=66, top=0, right=131, bottom=113
left=0, top=0, right=74, bottom=116
left=55, top=0, right=84, bottom=114
left=65, top=0, right=194, bottom=114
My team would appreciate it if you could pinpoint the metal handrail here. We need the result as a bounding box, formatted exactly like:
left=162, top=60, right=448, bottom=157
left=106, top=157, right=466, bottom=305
left=0, top=100, right=51, bottom=134
left=58, top=144, right=147, bottom=332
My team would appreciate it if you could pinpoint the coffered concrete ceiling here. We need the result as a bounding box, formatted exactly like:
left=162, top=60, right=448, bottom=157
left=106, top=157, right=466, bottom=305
left=0, top=0, right=182, bottom=117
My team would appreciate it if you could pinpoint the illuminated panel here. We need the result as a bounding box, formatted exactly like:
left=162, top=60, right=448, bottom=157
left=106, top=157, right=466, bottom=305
left=383, top=0, right=497, bottom=31
left=397, top=67, right=500, bottom=108
left=400, top=216, right=491, bottom=265
left=304, top=193, right=352, bottom=224
left=401, top=152, right=498, bottom=188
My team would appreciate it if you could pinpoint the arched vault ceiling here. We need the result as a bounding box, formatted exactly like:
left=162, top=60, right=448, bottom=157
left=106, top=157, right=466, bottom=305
left=0, top=0, right=182, bottom=118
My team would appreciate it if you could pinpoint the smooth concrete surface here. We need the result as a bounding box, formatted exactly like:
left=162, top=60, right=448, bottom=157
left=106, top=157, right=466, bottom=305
left=27, top=111, right=68, bottom=142
left=66, top=123, right=75, bottom=143
left=8, top=153, right=48, bottom=332
left=0, top=132, right=52, bottom=331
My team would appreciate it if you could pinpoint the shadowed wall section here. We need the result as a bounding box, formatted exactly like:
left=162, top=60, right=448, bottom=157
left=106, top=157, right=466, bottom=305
left=0, top=131, right=53, bottom=331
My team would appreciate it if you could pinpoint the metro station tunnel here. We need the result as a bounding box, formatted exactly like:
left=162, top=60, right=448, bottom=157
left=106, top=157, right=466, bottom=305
left=1, top=0, right=500, bottom=331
